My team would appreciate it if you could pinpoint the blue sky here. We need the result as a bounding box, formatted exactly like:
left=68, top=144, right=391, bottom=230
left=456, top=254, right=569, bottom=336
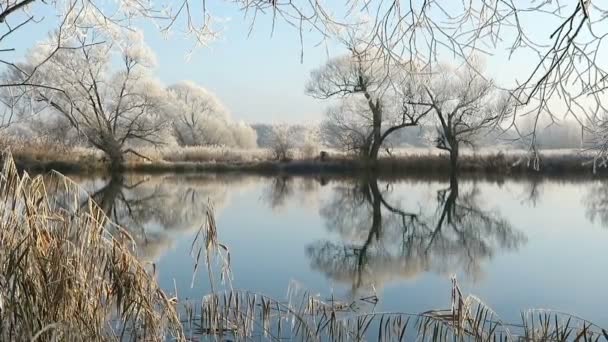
left=142, top=7, right=338, bottom=124
left=5, top=2, right=343, bottom=124
left=4, top=1, right=588, bottom=125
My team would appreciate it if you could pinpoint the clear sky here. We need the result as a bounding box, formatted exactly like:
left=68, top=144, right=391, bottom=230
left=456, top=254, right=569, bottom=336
left=3, top=1, right=591, bottom=125
left=141, top=9, right=338, bottom=124
left=4, top=2, right=346, bottom=124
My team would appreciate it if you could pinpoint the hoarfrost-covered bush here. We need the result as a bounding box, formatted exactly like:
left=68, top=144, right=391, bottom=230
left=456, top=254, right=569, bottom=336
left=232, top=121, right=258, bottom=148
left=300, top=126, right=321, bottom=158
left=26, top=114, right=85, bottom=147
left=269, top=124, right=293, bottom=161
left=167, top=81, right=257, bottom=149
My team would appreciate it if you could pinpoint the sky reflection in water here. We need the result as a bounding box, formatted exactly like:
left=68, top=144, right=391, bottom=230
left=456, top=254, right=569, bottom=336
left=74, top=173, right=608, bottom=325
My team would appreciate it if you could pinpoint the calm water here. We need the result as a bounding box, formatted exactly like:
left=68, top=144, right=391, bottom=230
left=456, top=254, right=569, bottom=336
left=75, top=173, right=608, bottom=326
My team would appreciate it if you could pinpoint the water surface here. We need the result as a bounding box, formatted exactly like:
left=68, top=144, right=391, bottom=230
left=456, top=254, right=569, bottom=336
left=74, top=173, right=608, bottom=326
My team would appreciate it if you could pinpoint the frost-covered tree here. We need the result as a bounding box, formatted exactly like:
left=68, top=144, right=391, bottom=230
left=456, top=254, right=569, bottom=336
left=411, top=62, right=515, bottom=171
left=268, top=124, right=293, bottom=161
left=27, top=114, right=84, bottom=146
left=6, top=29, right=170, bottom=170
left=308, top=47, right=431, bottom=160
left=300, top=125, right=321, bottom=158
left=231, top=121, right=258, bottom=149
left=320, top=98, right=371, bottom=155
left=0, top=0, right=219, bottom=78
left=2, top=1, right=604, bottom=160
left=166, top=81, right=257, bottom=149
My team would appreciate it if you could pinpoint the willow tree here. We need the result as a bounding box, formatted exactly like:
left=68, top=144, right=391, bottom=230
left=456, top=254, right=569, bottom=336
left=7, top=30, right=170, bottom=170
left=247, top=1, right=608, bottom=166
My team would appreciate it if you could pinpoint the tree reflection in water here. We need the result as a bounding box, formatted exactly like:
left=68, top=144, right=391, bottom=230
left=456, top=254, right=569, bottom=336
left=584, top=180, right=608, bottom=228
left=262, top=175, right=322, bottom=211
left=307, top=173, right=527, bottom=296
left=46, top=173, right=253, bottom=262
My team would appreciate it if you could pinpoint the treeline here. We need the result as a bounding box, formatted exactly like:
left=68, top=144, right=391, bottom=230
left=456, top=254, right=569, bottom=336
left=252, top=121, right=585, bottom=151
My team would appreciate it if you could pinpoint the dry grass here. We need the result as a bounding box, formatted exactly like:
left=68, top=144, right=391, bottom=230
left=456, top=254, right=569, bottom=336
left=0, top=136, right=104, bottom=174
left=0, top=145, right=603, bottom=340
left=0, top=136, right=603, bottom=176
left=154, top=146, right=270, bottom=163
left=123, top=148, right=608, bottom=176
left=0, top=153, right=184, bottom=341
left=0, top=136, right=101, bottom=164
left=181, top=277, right=607, bottom=341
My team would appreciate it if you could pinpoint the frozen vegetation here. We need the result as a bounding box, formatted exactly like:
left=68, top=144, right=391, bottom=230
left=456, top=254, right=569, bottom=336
left=0, top=0, right=608, bottom=340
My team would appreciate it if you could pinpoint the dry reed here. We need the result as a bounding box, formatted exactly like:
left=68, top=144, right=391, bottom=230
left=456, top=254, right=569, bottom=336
left=181, top=276, right=607, bottom=341
left=0, top=153, right=184, bottom=341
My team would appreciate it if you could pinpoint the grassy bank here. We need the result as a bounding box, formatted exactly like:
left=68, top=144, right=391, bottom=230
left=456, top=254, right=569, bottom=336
left=4, top=139, right=605, bottom=177
left=14, top=151, right=606, bottom=178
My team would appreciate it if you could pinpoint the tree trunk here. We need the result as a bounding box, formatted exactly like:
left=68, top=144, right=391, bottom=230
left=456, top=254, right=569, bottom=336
left=101, top=136, right=125, bottom=172
left=445, top=171, right=459, bottom=224
left=360, top=138, right=372, bottom=160
left=370, top=102, right=382, bottom=162
left=369, top=140, right=381, bottom=161
left=108, top=151, right=125, bottom=172
left=93, top=173, right=124, bottom=217
left=449, top=143, right=459, bottom=173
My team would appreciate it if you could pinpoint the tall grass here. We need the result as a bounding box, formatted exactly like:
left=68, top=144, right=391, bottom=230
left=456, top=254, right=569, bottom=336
left=0, top=153, right=184, bottom=341
left=0, top=146, right=604, bottom=341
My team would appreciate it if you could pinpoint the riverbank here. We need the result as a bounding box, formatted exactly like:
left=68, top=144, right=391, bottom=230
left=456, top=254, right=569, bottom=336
left=10, top=149, right=606, bottom=178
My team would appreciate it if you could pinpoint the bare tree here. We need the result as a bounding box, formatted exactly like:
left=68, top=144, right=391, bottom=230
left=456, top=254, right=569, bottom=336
left=320, top=97, right=373, bottom=156
left=0, top=0, right=219, bottom=70
left=411, top=63, right=514, bottom=171
left=308, top=47, right=430, bottom=160
left=7, top=30, right=170, bottom=170
left=3, top=0, right=602, bottom=164
left=27, top=114, right=84, bottom=147
left=240, top=1, right=608, bottom=166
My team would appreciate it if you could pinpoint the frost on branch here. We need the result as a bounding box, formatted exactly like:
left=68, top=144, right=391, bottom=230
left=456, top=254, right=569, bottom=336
left=3, top=27, right=171, bottom=170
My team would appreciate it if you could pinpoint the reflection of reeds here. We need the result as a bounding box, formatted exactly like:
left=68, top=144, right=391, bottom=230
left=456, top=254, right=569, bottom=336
left=182, top=275, right=606, bottom=341
left=416, top=278, right=607, bottom=341
left=0, top=154, right=183, bottom=340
